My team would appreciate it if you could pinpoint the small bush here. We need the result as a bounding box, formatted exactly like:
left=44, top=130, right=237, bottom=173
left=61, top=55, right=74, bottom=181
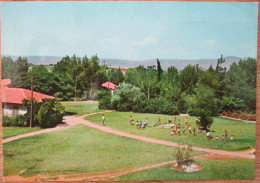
left=96, top=90, right=112, bottom=109
left=194, top=108, right=213, bottom=130
left=133, top=97, right=179, bottom=115
left=3, top=115, right=28, bottom=127
left=22, top=99, right=41, bottom=126
left=174, top=145, right=193, bottom=166
left=38, top=99, right=65, bottom=128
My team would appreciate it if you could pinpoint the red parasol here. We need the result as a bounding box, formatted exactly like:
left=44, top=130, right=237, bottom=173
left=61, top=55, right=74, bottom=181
left=101, top=81, right=118, bottom=90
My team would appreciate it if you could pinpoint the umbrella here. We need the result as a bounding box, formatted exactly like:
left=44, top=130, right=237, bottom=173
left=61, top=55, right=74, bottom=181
left=101, top=81, right=118, bottom=90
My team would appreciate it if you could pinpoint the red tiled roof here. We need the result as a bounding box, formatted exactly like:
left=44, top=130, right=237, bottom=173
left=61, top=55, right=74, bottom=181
left=2, top=79, right=11, bottom=87
left=2, top=80, right=55, bottom=104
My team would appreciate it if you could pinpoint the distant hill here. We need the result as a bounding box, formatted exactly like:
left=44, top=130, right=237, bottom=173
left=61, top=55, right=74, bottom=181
left=100, top=56, right=247, bottom=70
left=3, top=55, right=63, bottom=65
left=3, top=55, right=248, bottom=71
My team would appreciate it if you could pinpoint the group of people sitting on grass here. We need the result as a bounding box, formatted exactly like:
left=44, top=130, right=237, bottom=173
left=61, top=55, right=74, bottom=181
left=129, top=115, right=235, bottom=144
left=129, top=116, right=149, bottom=129
left=211, top=130, right=234, bottom=144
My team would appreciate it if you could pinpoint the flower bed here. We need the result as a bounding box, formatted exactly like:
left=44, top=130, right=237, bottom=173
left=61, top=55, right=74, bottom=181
left=221, top=111, right=256, bottom=121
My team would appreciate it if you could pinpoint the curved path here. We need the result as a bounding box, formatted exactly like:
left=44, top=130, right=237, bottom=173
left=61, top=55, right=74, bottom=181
left=3, top=110, right=255, bottom=181
left=71, top=112, right=255, bottom=159
left=4, top=110, right=255, bottom=159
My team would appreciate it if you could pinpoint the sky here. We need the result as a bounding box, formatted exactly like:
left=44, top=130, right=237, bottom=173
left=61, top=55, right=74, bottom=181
left=1, top=1, right=259, bottom=60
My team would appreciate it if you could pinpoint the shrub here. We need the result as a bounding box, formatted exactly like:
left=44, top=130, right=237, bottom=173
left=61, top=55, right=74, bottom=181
left=221, top=96, right=245, bottom=112
left=38, top=99, right=65, bottom=128
left=194, top=108, right=213, bottom=130
left=3, top=115, right=28, bottom=127
left=96, top=90, right=112, bottom=109
left=111, top=82, right=144, bottom=111
left=22, top=99, right=41, bottom=126
left=132, top=97, right=179, bottom=115
left=174, top=145, right=193, bottom=166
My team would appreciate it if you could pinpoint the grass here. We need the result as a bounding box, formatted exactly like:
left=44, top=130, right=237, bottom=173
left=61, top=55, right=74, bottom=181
left=85, top=112, right=255, bottom=151
left=111, top=158, right=255, bottom=181
left=2, top=127, right=42, bottom=139
left=62, top=102, right=103, bottom=116
left=3, top=124, right=203, bottom=177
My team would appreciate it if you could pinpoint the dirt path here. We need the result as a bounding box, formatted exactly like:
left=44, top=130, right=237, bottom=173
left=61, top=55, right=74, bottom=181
left=2, top=124, right=68, bottom=144
left=65, top=114, right=255, bottom=159
left=4, top=110, right=254, bottom=157
left=4, top=152, right=240, bottom=182
left=2, top=111, right=112, bottom=144
left=3, top=111, right=255, bottom=181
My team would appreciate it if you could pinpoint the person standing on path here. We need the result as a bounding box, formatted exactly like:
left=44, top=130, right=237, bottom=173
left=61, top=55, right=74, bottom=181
left=102, top=113, right=105, bottom=125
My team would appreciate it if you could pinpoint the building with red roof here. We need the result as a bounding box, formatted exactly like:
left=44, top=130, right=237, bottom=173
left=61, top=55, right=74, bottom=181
left=2, top=79, right=54, bottom=116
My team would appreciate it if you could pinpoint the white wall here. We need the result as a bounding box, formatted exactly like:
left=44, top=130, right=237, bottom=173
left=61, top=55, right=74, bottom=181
left=2, top=103, right=27, bottom=116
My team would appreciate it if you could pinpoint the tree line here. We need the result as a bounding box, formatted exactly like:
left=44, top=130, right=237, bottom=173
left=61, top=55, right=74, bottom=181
left=98, top=56, right=256, bottom=129
left=2, top=55, right=256, bottom=124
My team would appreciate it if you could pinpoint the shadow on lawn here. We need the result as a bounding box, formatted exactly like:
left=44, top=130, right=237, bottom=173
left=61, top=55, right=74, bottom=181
left=64, top=112, right=77, bottom=116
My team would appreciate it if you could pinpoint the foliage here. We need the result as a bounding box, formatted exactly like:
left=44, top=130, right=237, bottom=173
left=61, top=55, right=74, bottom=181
left=107, top=68, right=124, bottom=85
left=22, top=99, right=41, bottom=126
left=111, top=82, right=144, bottom=111
left=159, top=66, right=181, bottom=102
left=125, top=65, right=159, bottom=99
left=133, top=97, right=178, bottom=115
left=1, top=56, right=29, bottom=87
left=19, top=65, right=61, bottom=96
left=38, top=99, right=65, bottom=128
left=194, top=108, right=214, bottom=130
left=157, top=59, right=163, bottom=81
left=2, top=55, right=256, bottom=117
left=96, top=90, right=112, bottom=109
left=193, top=86, right=220, bottom=116
left=222, top=110, right=256, bottom=121
left=224, top=58, right=256, bottom=112
left=2, top=115, right=28, bottom=127
left=179, top=64, right=201, bottom=95
left=174, top=145, right=193, bottom=166
left=52, top=55, right=108, bottom=100
left=221, top=96, right=245, bottom=112
left=191, top=87, right=216, bottom=129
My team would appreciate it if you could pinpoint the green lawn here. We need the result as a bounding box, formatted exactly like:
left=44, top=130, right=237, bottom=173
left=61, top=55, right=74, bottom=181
left=2, top=127, right=42, bottom=139
left=3, top=124, right=203, bottom=177
left=111, top=158, right=255, bottom=181
left=85, top=112, right=255, bottom=151
left=62, top=102, right=103, bottom=116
